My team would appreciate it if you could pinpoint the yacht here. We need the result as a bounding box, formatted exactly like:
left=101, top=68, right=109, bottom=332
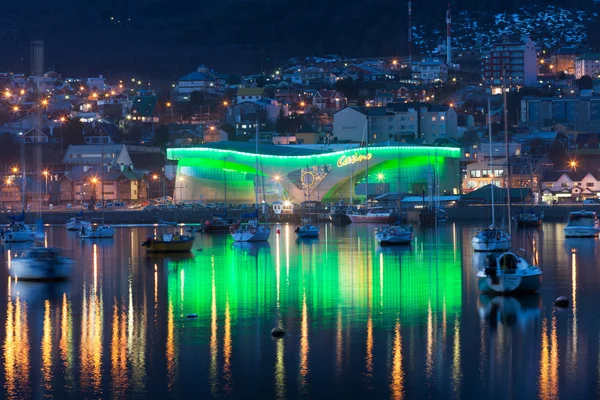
left=9, top=247, right=74, bottom=280
left=513, top=209, right=543, bottom=227
left=0, top=222, right=36, bottom=242
left=142, top=232, right=194, bottom=253
left=230, top=220, right=271, bottom=242
left=375, top=223, right=413, bottom=245
left=477, top=250, right=543, bottom=294
left=472, top=225, right=511, bottom=252
left=80, top=224, right=116, bottom=239
left=564, top=211, right=600, bottom=237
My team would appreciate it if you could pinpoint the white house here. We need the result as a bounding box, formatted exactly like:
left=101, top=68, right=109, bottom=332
left=540, top=171, right=600, bottom=203
left=177, top=65, right=225, bottom=101
left=62, top=144, right=132, bottom=169
left=236, top=88, right=265, bottom=104
left=411, top=58, right=449, bottom=84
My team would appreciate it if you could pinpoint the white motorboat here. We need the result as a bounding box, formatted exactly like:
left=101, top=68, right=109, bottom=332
left=472, top=225, right=511, bottom=252
left=375, top=224, right=413, bottom=245
left=80, top=224, right=116, bottom=239
left=9, top=247, right=74, bottom=280
left=66, top=217, right=90, bottom=231
left=476, top=250, right=543, bottom=294
left=229, top=220, right=270, bottom=242
left=0, top=222, right=36, bottom=243
left=295, top=224, right=320, bottom=238
left=564, top=211, right=600, bottom=238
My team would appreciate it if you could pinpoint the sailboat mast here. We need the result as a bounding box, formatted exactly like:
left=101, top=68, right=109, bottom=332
left=101, top=138, right=105, bottom=223
left=364, top=118, right=369, bottom=205
left=503, top=68, right=512, bottom=235
left=488, top=98, right=495, bottom=226
left=255, top=114, right=259, bottom=210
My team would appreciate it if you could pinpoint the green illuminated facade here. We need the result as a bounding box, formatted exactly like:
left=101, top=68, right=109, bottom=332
left=167, top=142, right=461, bottom=203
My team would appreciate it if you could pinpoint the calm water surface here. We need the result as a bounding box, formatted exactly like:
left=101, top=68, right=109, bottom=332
left=0, top=222, right=598, bottom=399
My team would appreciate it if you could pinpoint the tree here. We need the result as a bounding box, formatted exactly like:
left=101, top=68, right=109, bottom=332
left=460, top=130, right=480, bottom=144
left=60, top=119, right=85, bottom=147
left=275, top=106, right=287, bottom=134
left=153, top=124, right=170, bottom=146
left=0, top=132, right=17, bottom=166
left=220, top=123, right=236, bottom=137
left=256, top=75, right=266, bottom=88
left=578, top=75, right=593, bottom=90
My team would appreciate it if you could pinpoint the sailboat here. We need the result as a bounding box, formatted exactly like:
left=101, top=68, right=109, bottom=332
left=230, top=116, right=270, bottom=242
left=512, top=159, right=543, bottom=227
left=80, top=139, right=115, bottom=239
left=472, top=99, right=510, bottom=252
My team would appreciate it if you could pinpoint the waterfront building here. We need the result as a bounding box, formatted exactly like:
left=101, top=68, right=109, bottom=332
left=540, top=170, right=600, bottom=203
left=166, top=141, right=461, bottom=204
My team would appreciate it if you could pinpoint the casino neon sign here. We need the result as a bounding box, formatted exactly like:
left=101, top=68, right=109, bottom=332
left=337, top=153, right=372, bottom=167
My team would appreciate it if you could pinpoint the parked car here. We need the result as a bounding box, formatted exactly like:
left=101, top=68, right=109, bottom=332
left=114, top=201, right=125, bottom=208
left=583, top=199, right=599, bottom=205
left=144, top=205, right=157, bottom=212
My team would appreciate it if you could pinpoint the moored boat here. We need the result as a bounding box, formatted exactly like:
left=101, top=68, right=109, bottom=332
left=0, top=222, right=36, bottom=242
left=564, top=210, right=600, bottom=237
left=375, top=223, right=413, bottom=245
left=80, top=224, right=115, bottom=239
left=513, top=209, right=543, bottom=227
left=142, top=232, right=194, bottom=253
left=295, top=224, right=320, bottom=238
left=194, top=217, right=240, bottom=233
left=230, top=220, right=271, bottom=242
left=66, top=217, right=90, bottom=231
left=347, top=207, right=391, bottom=224
left=9, top=247, right=74, bottom=280
left=476, top=251, right=542, bottom=294
left=472, top=225, right=511, bottom=252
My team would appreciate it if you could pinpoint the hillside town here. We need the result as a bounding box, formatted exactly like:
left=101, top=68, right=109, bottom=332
left=1, top=31, right=600, bottom=210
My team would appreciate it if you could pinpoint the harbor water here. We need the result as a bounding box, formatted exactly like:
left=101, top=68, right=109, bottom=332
left=0, top=222, right=597, bottom=399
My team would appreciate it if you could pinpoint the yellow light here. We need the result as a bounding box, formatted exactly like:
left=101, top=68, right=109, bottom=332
left=41, top=99, right=48, bottom=106
left=165, top=102, right=172, bottom=108
left=273, top=174, right=281, bottom=182
left=92, top=92, right=98, bottom=98
left=119, top=84, right=123, bottom=89
left=12, top=105, right=18, bottom=112
left=11, top=167, right=18, bottom=173
left=209, top=126, right=215, bottom=131
left=5, top=89, right=10, bottom=96
left=540, top=60, right=545, bottom=64
left=223, top=100, right=228, bottom=106
left=42, top=170, right=49, bottom=176
left=126, top=115, right=132, bottom=120
left=283, top=200, right=291, bottom=207
left=5, top=178, right=11, bottom=185
left=392, top=59, right=398, bottom=65
left=91, top=177, right=98, bottom=184
left=59, top=116, right=66, bottom=122
left=19, top=89, right=24, bottom=95
left=300, top=101, right=305, bottom=107
left=152, top=174, right=159, bottom=180
left=111, top=91, right=115, bottom=96
left=449, top=103, right=454, bottom=107
left=80, top=86, right=85, bottom=91
left=377, top=173, right=385, bottom=181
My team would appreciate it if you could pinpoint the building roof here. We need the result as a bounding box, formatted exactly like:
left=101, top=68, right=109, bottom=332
left=179, top=71, right=215, bottom=82
left=552, top=46, right=590, bottom=56
left=542, top=170, right=600, bottom=182
left=576, top=53, right=600, bottom=61
left=315, top=89, right=344, bottom=99
left=85, top=122, right=121, bottom=138
left=237, top=88, right=265, bottom=97
left=62, top=144, right=126, bottom=165
left=173, top=141, right=330, bottom=156
left=461, top=184, right=531, bottom=202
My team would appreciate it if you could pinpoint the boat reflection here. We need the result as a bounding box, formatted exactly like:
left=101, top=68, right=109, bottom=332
left=478, top=293, right=542, bottom=330
left=231, top=241, right=271, bottom=257
left=10, top=279, right=70, bottom=304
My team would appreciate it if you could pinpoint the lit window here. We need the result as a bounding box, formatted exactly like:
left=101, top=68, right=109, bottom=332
left=432, top=116, right=437, bottom=121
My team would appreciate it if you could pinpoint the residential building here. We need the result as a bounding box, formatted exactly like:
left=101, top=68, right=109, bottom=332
left=295, top=125, right=320, bottom=144
left=462, top=156, right=543, bottom=195
left=482, top=36, right=537, bottom=92
left=312, top=89, right=346, bottom=111
left=540, top=170, right=600, bottom=203
left=171, top=129, right=203, bottom=147
left=551, top=46, right=590, bottom=75
left=84, top=122, right=120, bottom=144
left=411, top=58, right=449, bottom=84
left=520, top=96, right=600, bottom=132
left=574, top=53, right=600, bottom=79
left=62, top=144, right=133, bottom=168
left=21, top=128, right=50, bottom=144
left=300, top=67, right=325, bottom=85
left=176, top=65, right=226, bottom=101
left=128, top=96, right=161, bottom=123
left=236, top=88, right=265, bottom=104
left=332, top=103, right=458, bottom=144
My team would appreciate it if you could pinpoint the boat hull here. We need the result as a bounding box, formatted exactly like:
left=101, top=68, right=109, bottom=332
left=2, top=231, right=36, bottom=242
left=80, top=226, right=116, bottom=239
left=472, top=238, right=511, bottom=252
left=231, top=230, right=271, bottom=242
left=143, top=240, right=194, bottom=253
left=347, top=214, right=390, bottom=223
left=330, top=213, right=352, bottom=225
left=376, top=232, right=413, bottom=245
left=296, top=230, right=319, bottom=238
left=477, top=273, right=542, bottom=294
left=9, top=259, right=74, bottom=281
left=564, top=227, right=600, bottom=237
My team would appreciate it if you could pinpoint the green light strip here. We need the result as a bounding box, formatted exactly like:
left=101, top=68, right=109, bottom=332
left=167, top=145, right=461, bottom=161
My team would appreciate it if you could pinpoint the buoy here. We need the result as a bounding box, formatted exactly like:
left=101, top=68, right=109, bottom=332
left=555, top=296, right=569, bottom=308
left=276, top=228, right=281, bottom=234
left=187, top=314, right=198, bottom=319
left=271, top=327, right=285, bottom=338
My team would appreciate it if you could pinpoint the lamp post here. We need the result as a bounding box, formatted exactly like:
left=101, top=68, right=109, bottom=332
left=152, top=174, right=159, bottom=199
left=165, top=102, right=174, bottom=123
left=377, top=173, right=385, bottom=195
left=273, top=174, right=281, bottom=199
left=42, top=170, right=49, bottom=205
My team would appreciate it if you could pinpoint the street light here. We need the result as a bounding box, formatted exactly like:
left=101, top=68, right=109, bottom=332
left=569, top=160, right=578, bottom=171
left=42, top=170, right=49, bottom=197
left=178, top=177, right=185, bottom=203
left=11, top=167, right=18, bottom=174
left=377, top=173, right=385, bottom=194
left=165, top=101, right=174, bottom=122
left=223, top=100, right=229, bottom=107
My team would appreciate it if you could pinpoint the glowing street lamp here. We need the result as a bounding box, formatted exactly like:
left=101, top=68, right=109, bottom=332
left=222, top=100, right=229, bottom=107
left=42, top=170, right=49, bottom=196
left=165, top=102, right=174, bottom=122
left=377, top=172, right=385, bottom=194
left=569, top=160, right=578, bottom=171
left=41, top=99, right=49, bottom=107
left=11, top=167, right=18, bottom=174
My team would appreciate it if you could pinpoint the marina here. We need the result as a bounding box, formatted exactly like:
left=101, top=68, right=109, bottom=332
left=0, top=221, right=596, bottom=398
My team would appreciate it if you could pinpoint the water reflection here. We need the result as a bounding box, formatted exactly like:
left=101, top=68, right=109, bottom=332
left=0, top=223, right=598, bottom=398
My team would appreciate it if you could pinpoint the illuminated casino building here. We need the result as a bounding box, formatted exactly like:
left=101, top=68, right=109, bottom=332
left=166, top=142, right=462, bottom=204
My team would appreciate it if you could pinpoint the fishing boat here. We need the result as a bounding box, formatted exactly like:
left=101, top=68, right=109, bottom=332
left=230, top=220, right=271, bottom=242
left=295, top=223, right=320, bottom=238
left=0, top=222, right=36, bottom=242
left=329, top=204, right=352, bottom=225
left=375, top=223, right=413, bottom=245
left=142, top=232, right=194, bottom=253
left=472, top=225, right=511, bottom=252
left=80, top=223, right=115, bottom=239
left=66, top=217, right=90, bottom=231
left=477, top=250, right=542, bottom=294
left=9, top=247, right=74, bottom=280
left=472, top=98, right=510, bottom=252
left=347, top=207, right=391, bottom=223
left=513, top=209, right=544, bottom=227
left=563, top=210, right=600, bottom=237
